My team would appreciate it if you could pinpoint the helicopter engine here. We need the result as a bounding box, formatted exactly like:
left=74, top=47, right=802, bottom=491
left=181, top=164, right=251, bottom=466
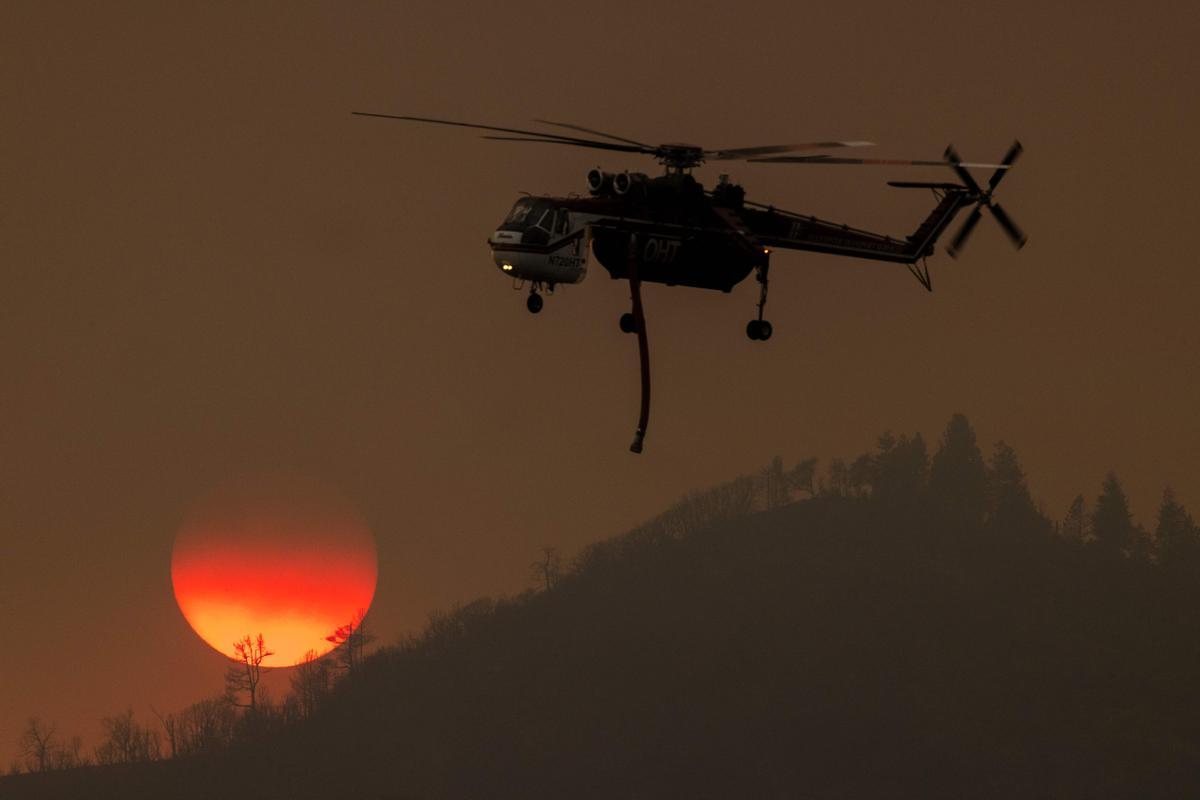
left=613, top=171, right=648, bottom=195
left=586, top=168, right=614, bottom=195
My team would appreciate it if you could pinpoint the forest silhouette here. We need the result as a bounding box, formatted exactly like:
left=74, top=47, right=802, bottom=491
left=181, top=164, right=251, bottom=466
left=7, top=414, right=1200, bottom=798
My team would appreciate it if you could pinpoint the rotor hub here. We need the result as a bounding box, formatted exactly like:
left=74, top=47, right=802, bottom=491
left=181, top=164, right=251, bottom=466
left=655, top=143, right=705, bottom=170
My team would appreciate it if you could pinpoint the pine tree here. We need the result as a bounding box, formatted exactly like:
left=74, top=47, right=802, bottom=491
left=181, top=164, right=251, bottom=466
left=929, top=413, right=988, bottom=529
left=1062, top=494, right=1088, bottom=541
left=1155, top=487, right=1199, bottom=570
left=848, top=453, right=875, bottom=497
left=1130, top=523, right=1154, bottom=562
left=986, top=441, right=1043, bottom=532
left=1091, top=472, right=1137, bottom=557
left=873, top=433, right=929, bottom=509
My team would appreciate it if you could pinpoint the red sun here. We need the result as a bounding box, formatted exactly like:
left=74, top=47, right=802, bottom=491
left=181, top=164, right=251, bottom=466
left=171, top=477, right=377, bottom=666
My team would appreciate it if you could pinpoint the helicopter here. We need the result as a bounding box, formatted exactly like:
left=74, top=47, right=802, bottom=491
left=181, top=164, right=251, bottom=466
left=352, top=112, right=1026, bottom=453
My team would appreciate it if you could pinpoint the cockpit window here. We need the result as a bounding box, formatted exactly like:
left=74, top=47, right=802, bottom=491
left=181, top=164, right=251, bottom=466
left=504, top=199, right=558, bottom=230
left=505, top=200, right=535, bottom=225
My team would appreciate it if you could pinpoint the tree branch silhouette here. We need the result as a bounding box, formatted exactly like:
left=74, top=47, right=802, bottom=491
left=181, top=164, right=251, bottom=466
left=225, top=633, right=274, bottom=712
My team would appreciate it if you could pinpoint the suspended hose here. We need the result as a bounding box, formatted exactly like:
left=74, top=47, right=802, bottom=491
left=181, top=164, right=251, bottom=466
left=627, top=232, right=651, bottom=454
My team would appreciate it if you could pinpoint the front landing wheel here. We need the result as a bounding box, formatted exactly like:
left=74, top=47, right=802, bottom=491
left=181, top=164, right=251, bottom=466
left=527, top=293, right=544, bottom=314
left=746, top=319, right=773, bottom=341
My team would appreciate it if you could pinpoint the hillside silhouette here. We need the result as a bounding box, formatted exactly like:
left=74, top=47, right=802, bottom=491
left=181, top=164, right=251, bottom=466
left=8, top=416, right=1200, bottom=798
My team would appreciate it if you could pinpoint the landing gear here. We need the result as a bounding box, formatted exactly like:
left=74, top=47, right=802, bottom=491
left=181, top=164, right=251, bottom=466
left=746, top=259, right=773, bottom=341
left=619, top=312, right=638, bottom=333
left=746, top=319, right=773, bottom=341
left=523, top=281, right=554, bottom=314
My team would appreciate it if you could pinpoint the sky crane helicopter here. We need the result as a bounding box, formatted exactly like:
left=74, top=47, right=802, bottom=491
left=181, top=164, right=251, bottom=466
left=353, top=112, right=1026, bottom=453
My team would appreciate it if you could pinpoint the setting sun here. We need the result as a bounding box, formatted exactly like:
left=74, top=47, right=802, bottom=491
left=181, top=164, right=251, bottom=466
left=171, top=478, right=377, bottom=666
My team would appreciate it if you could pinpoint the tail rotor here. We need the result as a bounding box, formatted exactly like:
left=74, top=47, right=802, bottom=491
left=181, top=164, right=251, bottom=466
left=945, top=141, right=1027, bottom=258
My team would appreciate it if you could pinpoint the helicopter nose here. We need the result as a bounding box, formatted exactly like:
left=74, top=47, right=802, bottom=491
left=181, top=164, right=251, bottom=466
left=490, top=230, right=521, bottom=274
left=491, top=229, right=522, bottom=245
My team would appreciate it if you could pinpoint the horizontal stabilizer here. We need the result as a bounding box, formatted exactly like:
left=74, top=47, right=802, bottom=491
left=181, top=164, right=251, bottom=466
left=888, top=181, right=966, bottom=190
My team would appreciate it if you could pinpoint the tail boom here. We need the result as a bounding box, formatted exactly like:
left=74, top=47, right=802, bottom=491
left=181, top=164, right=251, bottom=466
left=741, top=187, right=974, bottom=266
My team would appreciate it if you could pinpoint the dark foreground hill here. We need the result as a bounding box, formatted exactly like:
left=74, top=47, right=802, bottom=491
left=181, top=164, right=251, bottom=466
left=10, top=491, right=1200, bottom=798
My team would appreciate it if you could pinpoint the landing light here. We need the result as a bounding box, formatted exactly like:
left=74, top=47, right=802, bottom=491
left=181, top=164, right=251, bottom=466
left=502, top=263, right=514, bottom=271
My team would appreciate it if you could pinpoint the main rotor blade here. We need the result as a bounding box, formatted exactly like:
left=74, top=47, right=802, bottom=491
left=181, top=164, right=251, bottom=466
left=944, top=145, right=983, bottom=195
left=947, top=206, right=983, bottom=259
left=534, top=118, right=651, bottom=148
left=350, top=112, right=650, bottom=152
left=988, top=139, right=1023, bottom=192
left=987, top=203, right=1028, bottom=249
left=707, top=141, right=875, bottom=161
left=481, top=135, right=652, bottom=155
left=888, top=181, right=967, bottom=190
left=750, top=155, right=1012, bottom=169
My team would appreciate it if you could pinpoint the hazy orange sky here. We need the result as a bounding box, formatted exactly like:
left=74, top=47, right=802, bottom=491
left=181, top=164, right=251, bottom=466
left=2, top=1, right=1198, bottom=766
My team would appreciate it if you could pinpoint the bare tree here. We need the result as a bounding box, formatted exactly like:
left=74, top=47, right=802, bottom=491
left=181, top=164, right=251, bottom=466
left=225, top=633, right=274, bottom=712
left=825, top=458, right=849, bottom=496
left=175, top=696, right=237, bottom=757
left=531, top=546, right=563, bottom=591
left=94, top=709, right=160, bottom=765
left=55, top=736, right=86, bottom=770
left=325, top=610, right=375, bottom=675
left=788, top=457, right=819, bottom=497
left=17, top=717, right=86, bottom=771
left=289, top=649, right=332, bottom=719
left=19, top=717, right=57, bottom=773
left=760, top=456, right=789, bottom=510
left=151, top=706, right=178, bottom=759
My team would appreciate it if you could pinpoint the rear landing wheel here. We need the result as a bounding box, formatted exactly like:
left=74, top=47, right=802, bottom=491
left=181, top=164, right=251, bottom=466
left=746, top=319, right=773, bottom=341
left=619, top=312, right=638, bottom=333
left=527, top=293, right=543, bottom=314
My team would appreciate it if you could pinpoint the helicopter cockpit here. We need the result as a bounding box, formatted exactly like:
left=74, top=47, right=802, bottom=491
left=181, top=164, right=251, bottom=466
left=497, top=198, right=570, bottom=244
left=488, top=196, right=586, bottom=289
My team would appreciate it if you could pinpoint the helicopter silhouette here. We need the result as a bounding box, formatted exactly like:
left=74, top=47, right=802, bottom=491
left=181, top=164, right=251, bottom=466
left=353, top=112, right=1025, bottom=453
